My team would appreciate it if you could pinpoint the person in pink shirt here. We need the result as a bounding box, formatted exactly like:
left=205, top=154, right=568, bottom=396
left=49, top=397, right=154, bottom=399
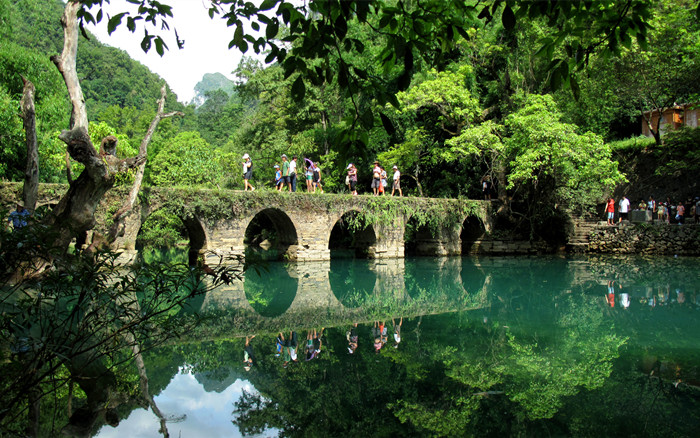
left=676, top=202, right=685, bottom=225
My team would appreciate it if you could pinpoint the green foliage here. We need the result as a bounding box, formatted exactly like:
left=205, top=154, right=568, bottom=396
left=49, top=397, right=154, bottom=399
left=149, top=131, right=222, bottom=187
left=0, top=222, right=241, bottom=434
left=0, top=87, right=22, bottom=179
left=608, top=135, right=656, bottom=152
left=504, top=94, right=626, bottom=211
left=136, top=207, right=187, bottom=249
left=653, top=126, right=700, bottom=176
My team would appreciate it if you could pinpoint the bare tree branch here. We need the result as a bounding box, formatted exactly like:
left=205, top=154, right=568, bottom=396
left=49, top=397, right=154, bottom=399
left=20, top=76, right=39, bottom=213
left=108, top=85, right=183, bottom=243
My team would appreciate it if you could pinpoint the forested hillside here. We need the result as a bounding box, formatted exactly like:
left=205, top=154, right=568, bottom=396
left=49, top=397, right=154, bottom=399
left=1, top=0, right=698, bottom=244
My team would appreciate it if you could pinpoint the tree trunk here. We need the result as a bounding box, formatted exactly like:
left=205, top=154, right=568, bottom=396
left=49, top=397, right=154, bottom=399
left=51, top=0, right=87, bottom=130
left=108, top=85, right=182, bottom=245
left=413, top=162, right=424, bottom=197
left=132, top=341, right=170, bottom=437
left=38, top=0, right=143, bottom=260
left=641, top=107, right=663, bottom=146
left=20, top=76, right=39, bottom=213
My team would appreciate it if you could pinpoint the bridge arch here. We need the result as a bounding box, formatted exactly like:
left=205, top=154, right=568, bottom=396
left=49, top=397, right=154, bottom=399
left=134, top=207, right=209, bottom=266
left=328, top=209, right=378, bottom=258
left=460, top=214, right=486, bottom=254
left=244, top=207, right=299, bottom=261
left=404, top=216, right=438, bottom=256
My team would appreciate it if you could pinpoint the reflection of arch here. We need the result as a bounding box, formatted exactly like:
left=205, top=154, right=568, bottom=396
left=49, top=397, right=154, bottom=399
left=460, top=258, right=487, bottom=294
left=135, top=208, right=207, bottom=266
left=328, top=259, right=376, bottom=307
left=244, top=264, right=298, bottom=317
left=244, top=208, right=298, bottom=261
left=328, top=210, right=377, bottom=258
left=460, top=216, right=486, bottom=254
left=404, top=258, right=465, bottom=299
left=404, top=216, right=437, bottom=256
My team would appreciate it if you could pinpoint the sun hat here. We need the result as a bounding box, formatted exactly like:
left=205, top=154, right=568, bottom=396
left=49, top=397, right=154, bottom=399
left=242, top=153, right=249, bottom=159
left=281, top=154, right=288, bottom=158
left=347, top=164, right=353, bottom=169
left=392, top=165, right=398, bottom=169
left=274, top=164, right=280, bottom=168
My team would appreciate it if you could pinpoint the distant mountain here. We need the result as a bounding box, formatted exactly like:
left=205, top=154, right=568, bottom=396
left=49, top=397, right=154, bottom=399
left=191, top=72, right=236, bottom=107
left=5, top=0, right=182, bottom=118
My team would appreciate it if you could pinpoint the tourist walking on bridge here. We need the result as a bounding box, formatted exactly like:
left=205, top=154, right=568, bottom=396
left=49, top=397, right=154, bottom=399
left=371, top=161, right=381, bottom=195
left=391, top=165, right=402, bottom=197
left=347, top=163, right=358, bottom=195
left=242, top=154, right=255, bottom=191
left=290, top=155, right=298, bottom=192
left=281, top=154, right=291, bottom=191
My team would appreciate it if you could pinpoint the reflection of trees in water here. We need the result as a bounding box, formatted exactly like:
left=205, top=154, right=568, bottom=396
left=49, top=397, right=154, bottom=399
left=229, top=291, right=700, bottom=437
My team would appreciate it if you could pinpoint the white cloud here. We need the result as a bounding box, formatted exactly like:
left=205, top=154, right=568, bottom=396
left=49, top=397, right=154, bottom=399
left=95, top=370, right=274, bottom=438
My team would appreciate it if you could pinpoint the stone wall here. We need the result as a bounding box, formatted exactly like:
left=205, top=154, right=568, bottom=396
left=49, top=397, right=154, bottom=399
left=588, top=223, right=700, bottom=255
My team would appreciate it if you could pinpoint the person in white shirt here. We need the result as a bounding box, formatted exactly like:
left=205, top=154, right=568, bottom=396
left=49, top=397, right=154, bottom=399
left=242, top=153, right=255, bottom=191
left=289, top=155, right=298, bottom=192
left=391, top=165, right=402, bottom=197
left=618, top=196, right=630, bottom=223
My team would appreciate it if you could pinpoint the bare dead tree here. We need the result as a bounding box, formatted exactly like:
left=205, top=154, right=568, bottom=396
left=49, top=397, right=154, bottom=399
left=20, top=76, right=39, bottom=213
left=35, top=0, right=144, bottom=259
left=108, top=85, right=184, bottom=244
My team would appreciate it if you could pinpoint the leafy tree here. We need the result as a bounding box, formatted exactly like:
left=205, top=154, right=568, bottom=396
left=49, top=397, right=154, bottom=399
left=149, top=131, right=223, bottom=187
left=610, top=0, right=700, bottom=145
left=503, top=94, right=625, bottom=213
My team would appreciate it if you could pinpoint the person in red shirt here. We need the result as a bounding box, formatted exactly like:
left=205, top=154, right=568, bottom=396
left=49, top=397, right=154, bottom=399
left=605, top=197, right=615, bottom=225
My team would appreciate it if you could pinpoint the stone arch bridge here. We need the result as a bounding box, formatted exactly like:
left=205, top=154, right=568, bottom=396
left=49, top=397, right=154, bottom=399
left=1, top=183, right=499, bottom=263
left=108, top=187, right=495, bottom=264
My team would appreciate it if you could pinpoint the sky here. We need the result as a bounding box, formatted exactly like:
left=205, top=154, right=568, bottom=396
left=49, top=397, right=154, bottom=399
left=95, top=370, right=276, bottom=437
left=84, top=0, right=264, bottom=103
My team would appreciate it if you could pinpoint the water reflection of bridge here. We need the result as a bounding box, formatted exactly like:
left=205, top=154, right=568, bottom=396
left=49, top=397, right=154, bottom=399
left=197, top=255, right=700, bottom=319
left=200, top=257, right=490, bottom=317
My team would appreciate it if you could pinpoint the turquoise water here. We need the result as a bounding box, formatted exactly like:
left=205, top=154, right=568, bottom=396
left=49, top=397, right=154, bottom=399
left=96, top=255, right=700, bottom=437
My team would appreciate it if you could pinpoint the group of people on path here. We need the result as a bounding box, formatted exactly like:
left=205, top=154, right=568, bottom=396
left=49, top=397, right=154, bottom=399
left=605, top=195, right=700, bottom=225
left=345, top=161, right=402, bottom=197
left=242, top=152, right=402, bottom=196
left=242, top=153, right=324, bottom=193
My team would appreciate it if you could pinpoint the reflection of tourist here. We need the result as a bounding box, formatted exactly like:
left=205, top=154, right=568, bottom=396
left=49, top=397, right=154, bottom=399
left=606, top=280, right=615, bottom=308
left=347, top=323, right=358, bottom=354
left=392, top=317, right=403, bottom=348
left=244, top=336, right=257, bottom=371
left=372, top=322, right=383, bottom=353
left=620, top=292, right=630, bottom=309
left=280, top=331, right=298, bottom=367
left=305, top=328, right=324, bottom=361
left=275, top=333, right=284, bottom=357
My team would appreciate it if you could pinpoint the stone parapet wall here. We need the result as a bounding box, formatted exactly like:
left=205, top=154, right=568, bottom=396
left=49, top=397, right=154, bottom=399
left=468, top=239, right=549, bottom=254
left=588, top=223, right=700, bottom=255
